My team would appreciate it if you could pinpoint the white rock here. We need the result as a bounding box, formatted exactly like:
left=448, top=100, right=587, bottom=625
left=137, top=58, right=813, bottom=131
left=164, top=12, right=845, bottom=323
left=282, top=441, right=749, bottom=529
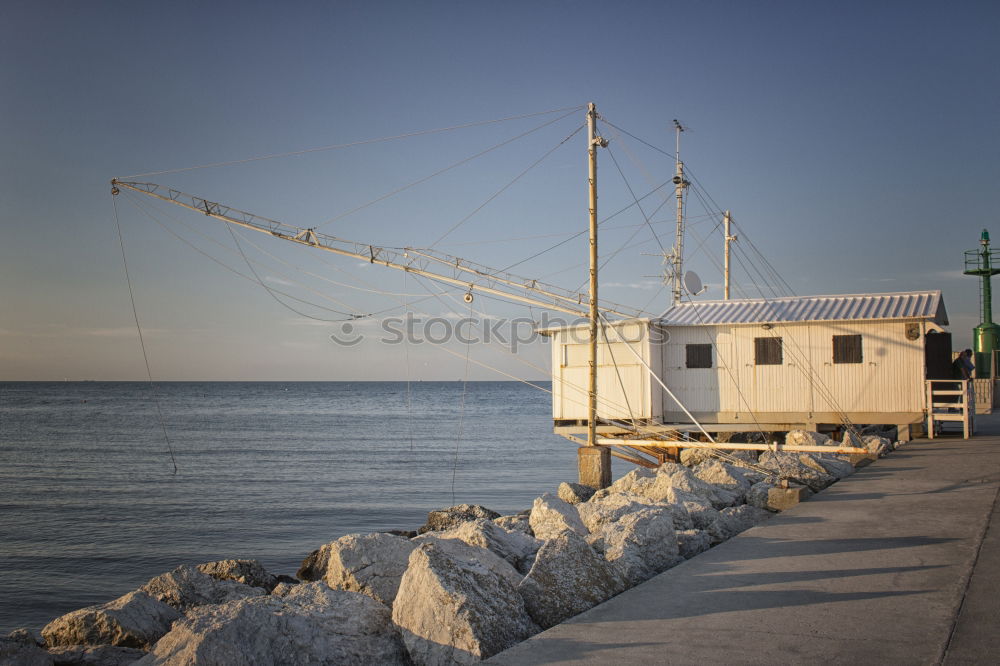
left=41, top=590, right=180, bottom=649
left=140, top=565, right=264, bottom=612
left=676, top=529, right=712, bottom=559
left=808, top=453, right=855, bottom=480
left=657, top=486, right=718, bottom=530
left=577, top=491, right=654, bottom=530
left=418, top=504, right=500, bottom=534
left=604, top=468, right=656, bottom=495
left=302, top=532, right=417, bottom=606
left=493, top=513, right=532, bottom=535
left=863, top=435, right=892, bottom=458
left=1, top=629, right=52, bottom=666
left=693, top=460, right=755, bottom=503
left=654, top=463, right=740, bottom=508
left=392, top=539, right=538, bottom=665
left=46, top=645, right=147, bottom=665
left=747, top=481, right=778, bottom=510
left=195, top=559, right=276, bottom=591
left=758, top=451, right=835, bottom=492
left=528, top=493, right=588, bottom=541
left=785, top=430, right=833, bottom=447
left=557, top=481, right=596, bottom=505
left=679, top=448, right=714, bottom=467
left=681, top=448, right=759, bottom=467
left=600, top=465, right=737, bottom=509
left=589, top=508, right=681, bottom=587
left=517, top=530, right=627, bottom=630
left=136, top=582, right=407, bottom=665
left=420, top=519, right=541, bottom=575
left=578, top=491, right=692, bottom=532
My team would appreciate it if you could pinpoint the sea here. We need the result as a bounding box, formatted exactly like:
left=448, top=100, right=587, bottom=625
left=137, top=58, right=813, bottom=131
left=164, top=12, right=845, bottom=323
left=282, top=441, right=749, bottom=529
left=0, top=381, right=590, bottom=635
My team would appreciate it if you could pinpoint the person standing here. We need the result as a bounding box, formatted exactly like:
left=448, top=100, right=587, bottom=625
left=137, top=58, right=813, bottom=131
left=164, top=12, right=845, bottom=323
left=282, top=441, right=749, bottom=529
left=953, top=349, right=976, bottom=380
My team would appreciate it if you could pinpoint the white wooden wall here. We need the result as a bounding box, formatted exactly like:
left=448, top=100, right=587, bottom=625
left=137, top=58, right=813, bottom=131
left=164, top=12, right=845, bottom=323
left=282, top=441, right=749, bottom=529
left=550, top=322, right=656, bottom=420
left=551, top=319, right=927, bottom=422
left=660, top=320, right=925, bottom=416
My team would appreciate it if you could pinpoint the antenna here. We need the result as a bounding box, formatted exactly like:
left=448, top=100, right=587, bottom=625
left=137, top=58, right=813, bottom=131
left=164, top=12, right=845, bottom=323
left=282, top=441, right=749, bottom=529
left=671, top=119, right=690, bottom=305
left=672, top=119, right=686, bottom=162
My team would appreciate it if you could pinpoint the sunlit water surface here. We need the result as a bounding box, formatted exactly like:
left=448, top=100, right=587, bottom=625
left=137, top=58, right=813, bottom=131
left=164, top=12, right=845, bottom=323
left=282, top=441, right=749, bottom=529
left=0, top=381, right=592, bottom=633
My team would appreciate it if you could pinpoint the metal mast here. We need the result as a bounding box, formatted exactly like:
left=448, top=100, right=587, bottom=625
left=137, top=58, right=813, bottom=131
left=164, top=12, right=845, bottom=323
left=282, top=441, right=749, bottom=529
left=723, top=210, right=736, bottom=299
left=963, top=229, right=1000, bottom=377
left=582, top=102, right=611, bottom=489
left=108, top=180, right=646, bottom=320
left=671, top=120, right=690, bottom=305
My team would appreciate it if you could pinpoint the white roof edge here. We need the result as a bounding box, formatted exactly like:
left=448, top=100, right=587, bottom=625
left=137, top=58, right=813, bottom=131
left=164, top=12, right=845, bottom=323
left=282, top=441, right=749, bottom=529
left=537, top=317, right=653, bottom=336
left=664, top=289, right=943, bottom=307
left=656, top=290, right=948, bottom=326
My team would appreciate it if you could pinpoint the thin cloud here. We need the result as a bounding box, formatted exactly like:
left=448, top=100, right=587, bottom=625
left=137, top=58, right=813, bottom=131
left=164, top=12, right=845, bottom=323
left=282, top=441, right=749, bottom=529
left=604, top=281, right=660, bottom=290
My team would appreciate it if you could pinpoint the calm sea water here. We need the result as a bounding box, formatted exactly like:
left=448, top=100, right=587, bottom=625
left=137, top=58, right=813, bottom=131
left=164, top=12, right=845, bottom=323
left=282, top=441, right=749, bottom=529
left=0, top=381, right=590, bottom=634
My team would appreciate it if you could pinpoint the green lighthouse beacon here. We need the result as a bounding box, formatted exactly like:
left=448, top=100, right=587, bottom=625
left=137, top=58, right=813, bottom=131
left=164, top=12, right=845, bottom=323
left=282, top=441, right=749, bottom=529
left=963, top=229, right=1000, bottom=377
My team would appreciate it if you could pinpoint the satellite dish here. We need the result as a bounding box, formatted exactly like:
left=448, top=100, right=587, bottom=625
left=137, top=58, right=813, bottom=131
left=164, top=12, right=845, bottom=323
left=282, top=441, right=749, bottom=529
left=683, top=271, right=706, bottom=296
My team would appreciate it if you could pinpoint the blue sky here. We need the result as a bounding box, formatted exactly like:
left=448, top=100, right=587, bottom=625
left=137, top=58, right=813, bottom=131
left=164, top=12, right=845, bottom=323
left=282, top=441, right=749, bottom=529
left=2, top=0, right=998, bottom=380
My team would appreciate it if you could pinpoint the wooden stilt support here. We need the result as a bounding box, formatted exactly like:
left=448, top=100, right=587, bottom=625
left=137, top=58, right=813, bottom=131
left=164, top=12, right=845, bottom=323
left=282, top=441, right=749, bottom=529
left=896, top=424, right=911, bottom=443
left=579, top=103, right=611, bottom=490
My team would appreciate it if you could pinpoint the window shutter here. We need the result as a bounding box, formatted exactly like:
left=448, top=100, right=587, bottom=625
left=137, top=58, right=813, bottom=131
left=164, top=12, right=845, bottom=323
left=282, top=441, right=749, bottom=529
left=686, top=344, right=713, bottom=368
left=754, top=337, right=783, bottom=365
left=833, top=334, right=863, bottom=364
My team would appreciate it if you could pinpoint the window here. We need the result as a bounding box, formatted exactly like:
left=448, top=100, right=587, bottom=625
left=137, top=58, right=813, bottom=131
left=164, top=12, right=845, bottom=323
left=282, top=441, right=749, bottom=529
left=686, top=344, right=713, bottom=368
left=754, top=337, right=783, bottom=365
left=833, top=334, right=863, bottom=364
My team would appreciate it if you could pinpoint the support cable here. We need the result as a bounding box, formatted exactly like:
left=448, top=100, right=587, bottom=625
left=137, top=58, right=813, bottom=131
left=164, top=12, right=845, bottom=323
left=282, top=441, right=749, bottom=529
left=226, top=223, right=357, bottom=323
left=430, top=123, right=585, bottom=248
left=111, top=194, right=178, bottom=475
left=452, top=297, right=475, bottom=504
left=315, top=109, right=581, bottom=229
left=123, top=192, right=363, bottom=318
left=598, top=311, right=778, bottom=478
left=497, top=178, right=674, bottom=274
left=403, top=271, right=415, bottom=453
left=125, top=104, right=587, bottom=179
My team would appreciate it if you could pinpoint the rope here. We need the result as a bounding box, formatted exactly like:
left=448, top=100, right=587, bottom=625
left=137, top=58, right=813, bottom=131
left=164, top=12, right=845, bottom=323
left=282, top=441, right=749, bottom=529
left=598, top=311, right=777, bottom=478
left=403, top=271, right=415, bottom=453
left=451, top=297, right=475, bottom=504
left=429, top=123, right=585, bottom=248
left=226, top=223, right=364, bottom=322
left=124, top=104, right=587, bottom=179
left=496, top=177, right=674, bottom=274
left=606, top=141, right=666, bottom=253
left=315, top=108, right=581, bottom=229
left=124, top=191, right=441, bottom=321
left=439, top=220, right=655, bottom=247
left=111, top=194, right=178, bottom=474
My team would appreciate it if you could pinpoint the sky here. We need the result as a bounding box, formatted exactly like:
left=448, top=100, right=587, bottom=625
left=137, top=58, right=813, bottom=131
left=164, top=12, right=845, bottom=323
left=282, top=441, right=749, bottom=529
left=2, top=0, right=998, bottom=381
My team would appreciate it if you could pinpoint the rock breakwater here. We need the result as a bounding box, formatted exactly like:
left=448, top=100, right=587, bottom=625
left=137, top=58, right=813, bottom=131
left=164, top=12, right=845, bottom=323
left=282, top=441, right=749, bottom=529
left=5, top=429, right=898, bottom=665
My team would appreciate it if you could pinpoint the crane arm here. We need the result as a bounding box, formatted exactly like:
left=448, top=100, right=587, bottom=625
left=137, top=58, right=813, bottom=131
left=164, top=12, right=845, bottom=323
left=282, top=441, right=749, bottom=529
left=110, top=179, right=646, bottom=320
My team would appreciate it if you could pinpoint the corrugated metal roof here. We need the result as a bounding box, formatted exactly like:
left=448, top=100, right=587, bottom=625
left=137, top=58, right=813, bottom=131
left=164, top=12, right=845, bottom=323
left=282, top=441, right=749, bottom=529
left=657, top=290, right=948, bottom=326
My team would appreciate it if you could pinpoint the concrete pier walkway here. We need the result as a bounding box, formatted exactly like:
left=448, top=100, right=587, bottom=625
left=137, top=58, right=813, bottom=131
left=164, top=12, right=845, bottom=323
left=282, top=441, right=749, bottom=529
left=489, top=418, right=1000, bottom=665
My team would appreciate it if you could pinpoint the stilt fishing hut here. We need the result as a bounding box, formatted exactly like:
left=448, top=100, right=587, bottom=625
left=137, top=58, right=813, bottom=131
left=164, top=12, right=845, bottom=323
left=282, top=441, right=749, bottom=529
left=543, top=290, right=950, bottom=464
